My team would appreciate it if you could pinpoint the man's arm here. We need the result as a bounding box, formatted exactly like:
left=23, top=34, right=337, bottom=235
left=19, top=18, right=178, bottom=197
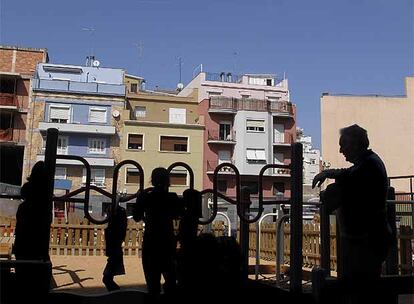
left=312, top=168, right=352, bottom=188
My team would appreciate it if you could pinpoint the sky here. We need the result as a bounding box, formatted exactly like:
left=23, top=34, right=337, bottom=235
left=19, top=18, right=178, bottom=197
left=1, top=0, right=413, bottom=148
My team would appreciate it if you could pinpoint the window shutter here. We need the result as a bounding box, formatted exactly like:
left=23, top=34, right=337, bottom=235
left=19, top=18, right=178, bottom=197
left=50, top=106, right=70, bottom=120
left=255, top=150, right=266, bottom=161
left=246, top=149, right=256, bottom=160
left=89, top=108, right=106, bottom=123
left=169, top=108, right=186, bottom=124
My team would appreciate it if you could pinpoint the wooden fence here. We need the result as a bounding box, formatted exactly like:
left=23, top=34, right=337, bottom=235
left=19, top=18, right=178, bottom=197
left=0, top=216, right=412, bottom=274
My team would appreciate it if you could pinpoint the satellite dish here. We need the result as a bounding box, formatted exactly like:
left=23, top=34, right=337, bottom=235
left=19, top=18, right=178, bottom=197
left=92, top=60, right=100, bottom=67
left=112, top=110, right=120, bottom=118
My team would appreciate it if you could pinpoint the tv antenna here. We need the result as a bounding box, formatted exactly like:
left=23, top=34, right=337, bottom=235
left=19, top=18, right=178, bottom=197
left=82, top=27, right=96, bottom=66
left=134, top=41, right=144, bottom=74
left=177, top=56, right=184, bottom=91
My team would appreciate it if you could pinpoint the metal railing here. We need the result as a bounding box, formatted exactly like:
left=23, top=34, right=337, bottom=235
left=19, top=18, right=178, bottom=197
left=32, top=78, right=125, bottom=96
left=209, top=96, right=294, bottom=116
left=207, top=129, right=236, bottom=142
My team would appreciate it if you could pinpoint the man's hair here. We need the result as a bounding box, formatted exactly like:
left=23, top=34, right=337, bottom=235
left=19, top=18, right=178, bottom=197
left=340, top=124, right=369, bottom=150
left=151, top=167, right=170, bottom=187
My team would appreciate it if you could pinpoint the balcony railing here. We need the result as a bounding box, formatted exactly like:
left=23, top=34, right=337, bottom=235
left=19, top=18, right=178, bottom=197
left=33, top=78, right=125, bottom=96
left=209, top=96, right=294, bottom=116
left=207, top=130, right=236, bottom=143
left=0, top=128, right=13, bottom=142
left=206, top=160, right=235, bottom=173
left=273, top=134, right=293, bottom=145
left=0, top=93, right=17, bottom=108
left=205, top=72, right=242, bottom=83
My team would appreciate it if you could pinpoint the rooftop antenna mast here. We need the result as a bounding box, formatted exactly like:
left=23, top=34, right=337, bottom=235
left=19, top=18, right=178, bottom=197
left=82, top=27, right=96, bottom=66
left=134, top=41, right=144, bottom=75
left=177, top=56, right=184, bottom=91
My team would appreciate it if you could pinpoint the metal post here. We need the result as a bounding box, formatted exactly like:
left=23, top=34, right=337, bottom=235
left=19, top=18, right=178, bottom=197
left=410, top=178, right=414, bottom=228
left=290, top=142, right=303, bottom=293
left=239, top=187, right=251, bottom=284
left=320, top=201, right=331, bottom=274
left=386, top=187, right=398, bottom=275
left=43, top=128, right=58, bottom=256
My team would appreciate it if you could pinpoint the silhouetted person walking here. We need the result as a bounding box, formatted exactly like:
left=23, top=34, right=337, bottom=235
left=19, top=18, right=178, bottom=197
left=103, top=200, right=127, bottom=291
left=13, top=161, right=52, bottom=301
left=133, top=167, right=183, bottom=298
left=313, top=124, right=392, bottom=303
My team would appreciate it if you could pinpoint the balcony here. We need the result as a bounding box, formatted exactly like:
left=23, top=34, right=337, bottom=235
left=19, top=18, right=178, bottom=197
left=33, top=78, right=125, bottom=96
left=0, top=128, right=13, bottom=143
left=0, top=93, right=17, bottom=110
left=38, top=122, right=116, bottom=135
left=36, top=152, right=114, bottom=167
left=208, top=96, right=237, bottom=114
left=206, top=160, right=235, bottom=174
left=272, top=167, right=291, bottom=177
left=273, top=134, right=293, bottom=146
left=207, top=130, right=236, bottom=145
left=209, top=96, right=294, bottom=116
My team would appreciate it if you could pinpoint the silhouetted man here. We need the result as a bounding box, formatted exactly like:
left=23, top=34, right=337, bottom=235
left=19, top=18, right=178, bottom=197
left=13, top=161, right=52, bottom=300
left=313, top=124, right=392, bottom=303
left=133, top=167, right=183, bottom=298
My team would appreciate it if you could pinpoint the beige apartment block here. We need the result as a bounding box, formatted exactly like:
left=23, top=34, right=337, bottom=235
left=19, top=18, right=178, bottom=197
left=321, top=77, right=414, bottom=193
left=120, top=78, right=204, bottom=195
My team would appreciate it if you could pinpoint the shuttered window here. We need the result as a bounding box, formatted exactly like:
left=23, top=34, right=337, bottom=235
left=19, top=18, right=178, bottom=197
left=88, top=138, right=106, bottom=154
left=49, top=106, right=70, bottom=123
left=126, top=168, right=141, bottom=184
left=55, top=167, right=67, bottom=180
left=160, top=136, right=188, bottom=152
left=170, top=170, right=187, bottom=186
left=128, top=134, right=143, bottom=150
left=89, top=107, right=107, bottom=123
left=135, top=106, right=146, bottom=118
left=82, top=168, right=105, bottom=187
left=246, top=119, right=265, bottom=132
left=246, top=149, right=266, bottom=161
left=169, top=108, right=186, bottom=124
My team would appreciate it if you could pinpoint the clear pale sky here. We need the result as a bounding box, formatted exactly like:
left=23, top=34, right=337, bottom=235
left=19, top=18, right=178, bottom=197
left=1, top=0, right=413, bottom=148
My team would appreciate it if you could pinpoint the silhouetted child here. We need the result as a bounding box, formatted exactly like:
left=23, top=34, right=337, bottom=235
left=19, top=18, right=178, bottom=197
left=103, top=202, right=127, bottom=291
left=133, top=167, right=183, bottom=297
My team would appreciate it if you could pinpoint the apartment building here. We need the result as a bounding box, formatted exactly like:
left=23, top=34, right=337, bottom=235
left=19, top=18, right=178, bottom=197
left=120, top=74, right=204, bottom=195
left=24, top=62, right=126, bottom=214
left=179, top=71, right=296, bottom=225
left=0, top=46, right=48, bottom=185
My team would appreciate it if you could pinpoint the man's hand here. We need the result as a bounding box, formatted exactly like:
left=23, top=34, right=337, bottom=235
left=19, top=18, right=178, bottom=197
left=312, top=171, right=330, bottom=188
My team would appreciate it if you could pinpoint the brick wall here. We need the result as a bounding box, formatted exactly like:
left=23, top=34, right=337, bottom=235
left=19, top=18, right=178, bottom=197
left=0, top=47, right=47, bottom=74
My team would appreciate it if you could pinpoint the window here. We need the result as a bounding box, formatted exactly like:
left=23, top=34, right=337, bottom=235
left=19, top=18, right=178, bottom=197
left=82, top=168, right=105, bottom=187
left=246, top=149, right=266, bottom=162
left=169, top=108, right=186, bottom=124
left=219, top=123, right=232, bottom=140
left=49, top=105, right=70, bottom=123
left=273, top=124, right=285, bottom=143
left=0, top=78, right=15, bottom=94
left=217, top=180, right=227, bottom=193
left=57, top=136, right=68, bottom=155
left=274, top=152, right=284, bottom=164
left=208, top=91, right=222, bottom=97
left=241, top=181, right=259, bottom=195
left=170, top=170, right=187, bottom=186
left=273, top=182, right=285, bottom=197
left=88, top=138, right=106, bottom=154
left=126, top=168, right=141, bottom=184
left=131, top=83, right=138, bottom=93
left=135, top=106, right=146, bottom=118
left=127, top=134, right=143, bottom=150
left=55, top=167, right=67, bottom=180
left=160, top=136, right=188, bottom=152
left=246, top=119, right=265, bottom=132
left=89, top=107, right=107, bottom=123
